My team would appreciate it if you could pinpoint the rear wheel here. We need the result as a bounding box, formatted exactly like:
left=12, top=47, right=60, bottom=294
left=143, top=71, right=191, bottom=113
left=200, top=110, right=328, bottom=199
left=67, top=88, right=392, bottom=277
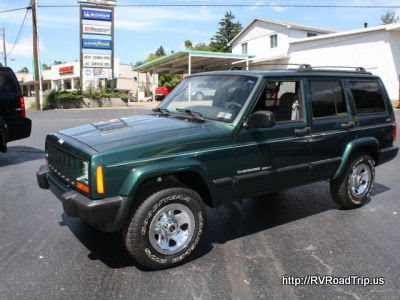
left=123, top=184, right=206, bottom=269
left=330, top=154, right=375, bottom=209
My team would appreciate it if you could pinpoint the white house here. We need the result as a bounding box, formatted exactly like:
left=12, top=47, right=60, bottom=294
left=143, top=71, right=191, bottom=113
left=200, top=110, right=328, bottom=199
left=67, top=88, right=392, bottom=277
left=230, top=18, right=335, bottom=65
left=230, top=18, right=400, bottom=100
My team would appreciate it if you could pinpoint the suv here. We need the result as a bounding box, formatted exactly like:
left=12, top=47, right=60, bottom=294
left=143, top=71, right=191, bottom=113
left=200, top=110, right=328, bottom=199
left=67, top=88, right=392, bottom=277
left=0, top=66, right=31, bottom=152
left=37, top=67, right=398, bottom=269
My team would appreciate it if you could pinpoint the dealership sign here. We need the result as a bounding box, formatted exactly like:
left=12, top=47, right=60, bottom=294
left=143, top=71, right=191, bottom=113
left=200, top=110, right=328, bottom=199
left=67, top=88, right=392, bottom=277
left=59, top=66, right=74, bottom=74
left=83, top=54, right=111, bottom=68
left=83, top=68, right=113, bottom=80
left=83, top=24, right=111, bottom=35
left=82, top=9, right=112, bottom=21
left=78, top=0, right=116, bottom=6
left=82, top=38, right=111, bottom=49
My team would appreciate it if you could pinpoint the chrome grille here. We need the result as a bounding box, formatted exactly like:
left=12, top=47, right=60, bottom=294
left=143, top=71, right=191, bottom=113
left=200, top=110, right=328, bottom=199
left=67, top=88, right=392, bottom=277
left=46, top=141, right=84, bottom=184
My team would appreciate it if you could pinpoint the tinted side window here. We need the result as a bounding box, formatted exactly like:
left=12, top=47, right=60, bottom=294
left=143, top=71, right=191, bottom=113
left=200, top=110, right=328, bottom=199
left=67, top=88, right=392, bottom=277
left=310, top=81, right=347, bottom=118
left=349, top=81, right=386, bottom=114
left=252, top=80, right=304, bottom=122
left=0, top=70, right=19, bottom=95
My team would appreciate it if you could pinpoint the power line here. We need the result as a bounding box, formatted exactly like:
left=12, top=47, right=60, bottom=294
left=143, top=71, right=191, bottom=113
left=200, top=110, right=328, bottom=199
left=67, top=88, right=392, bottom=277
left=0, top=7, right=28, bottom=14
left=37, top=4, right=400, bottom=8
left=1, top=1, right=400, bottom=13
left=6, top=7, right=29, bottom=58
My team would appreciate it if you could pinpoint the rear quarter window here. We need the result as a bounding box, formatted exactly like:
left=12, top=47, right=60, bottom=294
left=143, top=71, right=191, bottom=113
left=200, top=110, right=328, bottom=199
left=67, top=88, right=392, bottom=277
left=349, top=80, right=386, bottom=114
left=0, top=70, right=19, bottom=95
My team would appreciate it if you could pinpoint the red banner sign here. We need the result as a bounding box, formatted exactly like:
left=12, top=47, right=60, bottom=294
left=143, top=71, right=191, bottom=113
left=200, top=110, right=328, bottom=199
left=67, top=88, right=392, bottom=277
left=59, top=66, right=74, bottom=74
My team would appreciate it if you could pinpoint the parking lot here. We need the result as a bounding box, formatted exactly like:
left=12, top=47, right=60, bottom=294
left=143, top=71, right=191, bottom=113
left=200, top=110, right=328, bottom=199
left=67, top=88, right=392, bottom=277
left=0, top=107, right=399, bottom=299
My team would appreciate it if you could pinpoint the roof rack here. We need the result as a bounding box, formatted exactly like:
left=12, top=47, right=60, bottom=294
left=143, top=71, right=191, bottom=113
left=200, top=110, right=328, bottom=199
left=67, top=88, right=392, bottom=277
left=297, top=65, right=369, bottom=73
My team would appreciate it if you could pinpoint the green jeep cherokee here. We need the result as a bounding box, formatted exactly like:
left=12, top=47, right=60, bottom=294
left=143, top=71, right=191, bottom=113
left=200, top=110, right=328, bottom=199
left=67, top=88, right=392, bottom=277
left=37, top=67, right=398, bottom=269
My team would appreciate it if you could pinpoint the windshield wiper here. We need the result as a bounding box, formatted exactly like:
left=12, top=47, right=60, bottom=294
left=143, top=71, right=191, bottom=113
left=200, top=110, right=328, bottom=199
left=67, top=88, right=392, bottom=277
left=176, top=108, right=205, bottom=122
left=152, top=107, right=169, bottom=116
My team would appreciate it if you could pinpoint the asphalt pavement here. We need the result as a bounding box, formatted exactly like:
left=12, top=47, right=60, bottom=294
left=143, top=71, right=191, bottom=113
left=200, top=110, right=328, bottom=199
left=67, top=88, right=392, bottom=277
left=0, top=107, right=399, bottom=300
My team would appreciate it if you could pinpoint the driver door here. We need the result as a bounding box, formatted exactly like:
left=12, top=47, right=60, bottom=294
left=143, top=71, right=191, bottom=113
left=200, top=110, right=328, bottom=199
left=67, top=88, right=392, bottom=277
left=233, top=79, right=311, bottom=198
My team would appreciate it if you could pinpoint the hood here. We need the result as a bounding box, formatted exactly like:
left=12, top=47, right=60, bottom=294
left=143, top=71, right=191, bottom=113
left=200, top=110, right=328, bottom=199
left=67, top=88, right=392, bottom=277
left=59, top=115, right=228, bottom=152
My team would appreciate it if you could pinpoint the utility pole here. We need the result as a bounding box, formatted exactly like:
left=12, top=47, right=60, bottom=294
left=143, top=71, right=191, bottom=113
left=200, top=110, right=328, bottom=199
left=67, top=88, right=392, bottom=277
left=1, top=28, right=6, bottom=67
left=31, top=0, right=42, bottom=110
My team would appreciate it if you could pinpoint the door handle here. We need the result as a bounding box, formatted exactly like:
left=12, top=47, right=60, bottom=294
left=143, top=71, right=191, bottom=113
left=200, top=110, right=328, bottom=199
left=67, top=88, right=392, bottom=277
left=341, top=121, right=355, bottom=129
left=294, top=127, right=310, bottom=137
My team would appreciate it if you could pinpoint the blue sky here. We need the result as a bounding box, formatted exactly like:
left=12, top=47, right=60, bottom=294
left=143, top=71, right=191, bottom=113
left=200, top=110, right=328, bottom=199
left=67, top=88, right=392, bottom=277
left=0, top=0, right=399, bottom=72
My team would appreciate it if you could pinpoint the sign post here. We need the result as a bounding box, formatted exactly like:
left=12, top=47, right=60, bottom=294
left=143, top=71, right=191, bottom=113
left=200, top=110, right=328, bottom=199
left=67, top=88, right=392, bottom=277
left=78, top=0, right=116, bottom=91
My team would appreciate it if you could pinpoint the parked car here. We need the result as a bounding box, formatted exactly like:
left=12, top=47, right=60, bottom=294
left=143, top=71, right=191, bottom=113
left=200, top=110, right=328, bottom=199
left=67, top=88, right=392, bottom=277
left=37, top=66, right=398, bottom=269
left=155, top=86, right=174, bottom=101
left=190, top=81, right=217, bottom=100
left=0, top=66, right=31, bottom=152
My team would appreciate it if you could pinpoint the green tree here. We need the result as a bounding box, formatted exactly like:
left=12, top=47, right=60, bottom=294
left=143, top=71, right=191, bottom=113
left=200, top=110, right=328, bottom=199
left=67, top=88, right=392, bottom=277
left=134, top=60, right=144, bottom=67
left=184, top=40, right=193, bottom=50
left=192, top=42, right=212, bottom=51
left=42, top=63, right=51, bottom=70
left=155, top=46, right=166, bottom=56
left=210, top=11, right=242, bottom=52
left=381, top=11, right=399, bottom=24
left=18, top=67, right=29, bottom=73
left=53, top=60, right=65, bottom=65
left=159, top=73, right=181, bottom=88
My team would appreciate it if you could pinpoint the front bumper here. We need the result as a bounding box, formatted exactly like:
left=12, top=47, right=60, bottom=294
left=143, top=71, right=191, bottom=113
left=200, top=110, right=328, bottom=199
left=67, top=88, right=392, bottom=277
left=36, top=165, right=127, bottom=232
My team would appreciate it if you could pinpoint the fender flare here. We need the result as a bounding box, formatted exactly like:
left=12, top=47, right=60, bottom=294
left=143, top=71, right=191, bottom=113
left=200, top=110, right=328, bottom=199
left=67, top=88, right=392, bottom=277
left=332, top=137, right=379, bottom=180
left=119, top=159, right=217, bottom=204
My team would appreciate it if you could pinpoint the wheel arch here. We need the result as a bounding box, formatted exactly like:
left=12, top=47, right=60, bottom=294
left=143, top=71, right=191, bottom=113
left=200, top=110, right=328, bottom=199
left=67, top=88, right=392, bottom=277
left=333, top=137, right=379, bottom=180
left=120, top=159, right=218, bottom=208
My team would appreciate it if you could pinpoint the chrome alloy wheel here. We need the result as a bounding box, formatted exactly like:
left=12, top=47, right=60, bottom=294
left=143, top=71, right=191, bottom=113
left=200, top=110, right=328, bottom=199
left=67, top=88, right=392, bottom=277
left=149, top=203, right=195, bottom=255
left=350, top=162, right=371, bottom=197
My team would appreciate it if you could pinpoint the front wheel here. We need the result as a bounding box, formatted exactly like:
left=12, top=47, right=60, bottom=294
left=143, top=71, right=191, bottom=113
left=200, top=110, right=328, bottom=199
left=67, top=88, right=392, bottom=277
left=330, top=154, right=375, bottom=209
left=123, top=185, right=206, bottom=269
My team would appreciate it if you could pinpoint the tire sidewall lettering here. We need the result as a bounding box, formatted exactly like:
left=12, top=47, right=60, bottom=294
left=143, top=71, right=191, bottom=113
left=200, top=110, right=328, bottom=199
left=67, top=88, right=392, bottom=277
left=141, top=194, right=190, bottom=236
left=140, top=192, right=203, bottom=265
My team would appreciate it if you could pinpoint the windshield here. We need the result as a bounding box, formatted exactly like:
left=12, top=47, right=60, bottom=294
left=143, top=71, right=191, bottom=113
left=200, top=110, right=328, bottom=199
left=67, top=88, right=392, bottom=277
left=159, top=75, right=258, bottom=123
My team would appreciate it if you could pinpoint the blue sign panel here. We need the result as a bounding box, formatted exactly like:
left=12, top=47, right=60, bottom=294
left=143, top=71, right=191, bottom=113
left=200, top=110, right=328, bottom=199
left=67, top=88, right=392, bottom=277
left=82, top=39, right=112, bottom=50
left=82, top=9, right=112, bottom=21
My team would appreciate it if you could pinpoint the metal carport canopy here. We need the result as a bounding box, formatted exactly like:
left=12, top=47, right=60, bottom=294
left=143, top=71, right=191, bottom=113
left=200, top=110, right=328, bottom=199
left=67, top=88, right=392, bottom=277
left=132, top=50, right=255, bottom=75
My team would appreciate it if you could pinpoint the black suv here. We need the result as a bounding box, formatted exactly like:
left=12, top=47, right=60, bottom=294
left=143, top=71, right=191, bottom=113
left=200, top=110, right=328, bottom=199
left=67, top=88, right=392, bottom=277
left=0, top=66, right=31, bottom=152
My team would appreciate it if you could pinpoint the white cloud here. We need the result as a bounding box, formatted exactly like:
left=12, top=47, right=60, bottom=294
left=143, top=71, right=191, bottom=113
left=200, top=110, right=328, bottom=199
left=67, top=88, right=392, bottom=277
left=114, top=6, right=219, bottom=32
left=1, top=36, right=45, bottom=58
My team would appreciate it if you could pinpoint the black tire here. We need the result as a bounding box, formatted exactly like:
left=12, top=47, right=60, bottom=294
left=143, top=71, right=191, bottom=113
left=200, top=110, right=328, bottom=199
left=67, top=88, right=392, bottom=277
left=123, top=183, right=206, bottom=270
left=330, top=153, right=375, bottom=209
left=195, top=92, right=204, bottom=100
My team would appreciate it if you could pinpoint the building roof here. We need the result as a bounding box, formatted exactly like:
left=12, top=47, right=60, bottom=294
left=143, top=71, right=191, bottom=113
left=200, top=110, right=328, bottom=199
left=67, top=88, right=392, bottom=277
left=228, top=18, right=336, bottom=46
left=290, top=23, right=400, bottom=44
left=132, top=50, right=255, bottom=74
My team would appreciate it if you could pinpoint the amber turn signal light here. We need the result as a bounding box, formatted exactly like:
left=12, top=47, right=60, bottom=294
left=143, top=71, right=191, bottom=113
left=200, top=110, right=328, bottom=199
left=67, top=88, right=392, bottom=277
left=96, top=166, right=104, bottom=194
left=76, top=181, right=89, bottom=193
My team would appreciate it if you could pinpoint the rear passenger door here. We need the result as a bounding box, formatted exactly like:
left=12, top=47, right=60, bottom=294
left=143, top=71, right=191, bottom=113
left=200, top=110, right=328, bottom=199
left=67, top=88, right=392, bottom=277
left=308, top=79, right=356, bottom=179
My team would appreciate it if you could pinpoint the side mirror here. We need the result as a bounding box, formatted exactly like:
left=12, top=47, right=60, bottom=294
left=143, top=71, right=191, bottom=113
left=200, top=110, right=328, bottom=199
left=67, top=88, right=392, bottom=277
left=245, top=111, right=276, bottom=129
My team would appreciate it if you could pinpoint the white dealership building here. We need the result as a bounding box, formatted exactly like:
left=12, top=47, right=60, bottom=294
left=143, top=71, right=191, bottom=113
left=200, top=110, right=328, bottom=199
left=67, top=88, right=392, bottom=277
left=230, top=18, right=400, bottom=100
left=16, top=60, right=157, bottom=100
